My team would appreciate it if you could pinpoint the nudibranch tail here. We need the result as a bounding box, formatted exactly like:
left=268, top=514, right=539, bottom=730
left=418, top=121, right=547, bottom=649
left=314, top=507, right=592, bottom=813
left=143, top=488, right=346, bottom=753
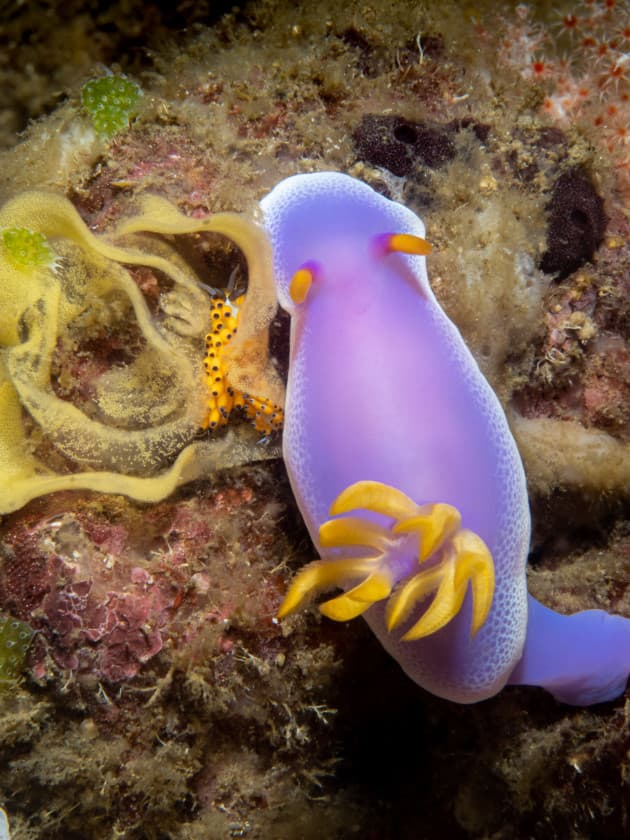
left=277, top=480, right=495, bottom=640
left=509, top=595, right=630, bottom=705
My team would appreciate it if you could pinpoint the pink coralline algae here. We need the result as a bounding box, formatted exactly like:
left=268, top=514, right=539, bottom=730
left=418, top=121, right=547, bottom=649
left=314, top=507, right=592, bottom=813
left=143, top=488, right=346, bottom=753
left=42, top=577, right=166, bottom=681
left=0, top=507, right=181, bottom=682
left=0, top=476, right=285, bottom=686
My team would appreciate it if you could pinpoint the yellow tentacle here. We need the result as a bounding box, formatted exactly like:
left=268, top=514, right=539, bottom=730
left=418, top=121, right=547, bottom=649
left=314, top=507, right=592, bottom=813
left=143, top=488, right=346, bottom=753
left=393, top=503, right=461, bottom=560
left=277, top=479, right=495, bottom=640
left=319, top=516, right=390, bottom=552
left=452, top=530, right=495, bottom=635
left=276, top=557, right=377, bottom=618
left=330, top=480, right=419, bottom=520
left=320, top=571, right=393, bottom=621
left=401, top=556, right=466, bottom=640
left=386, top=563, right=447, bottom=631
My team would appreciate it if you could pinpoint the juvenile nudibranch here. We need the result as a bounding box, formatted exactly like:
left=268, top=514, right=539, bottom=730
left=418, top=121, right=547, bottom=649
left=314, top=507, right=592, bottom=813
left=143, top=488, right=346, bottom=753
left=261, top=172, right=630, bottom=705
left=201, top=294, right=284, bottom=434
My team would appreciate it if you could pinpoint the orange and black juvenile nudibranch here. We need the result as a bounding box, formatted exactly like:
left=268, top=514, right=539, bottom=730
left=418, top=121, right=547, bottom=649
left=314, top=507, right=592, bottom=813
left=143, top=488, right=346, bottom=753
left=202, top=295, right=284, bottom=435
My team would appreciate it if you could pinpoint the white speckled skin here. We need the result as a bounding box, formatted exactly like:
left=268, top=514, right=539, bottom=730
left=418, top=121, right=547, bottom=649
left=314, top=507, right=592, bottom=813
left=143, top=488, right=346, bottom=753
left=261, top=172, right=531, bottom=703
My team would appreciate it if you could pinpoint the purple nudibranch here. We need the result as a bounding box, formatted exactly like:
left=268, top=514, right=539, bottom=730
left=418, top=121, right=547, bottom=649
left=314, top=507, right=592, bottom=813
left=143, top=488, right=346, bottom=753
left=261, top=172, right=630, bottom=705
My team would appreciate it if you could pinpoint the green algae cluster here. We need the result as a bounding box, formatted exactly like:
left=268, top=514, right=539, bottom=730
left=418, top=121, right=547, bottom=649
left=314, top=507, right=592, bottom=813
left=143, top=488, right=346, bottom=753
left=1, top=227, right=55, bottom=271
left=80, top=75, right=142, bottom=137
left=0, top=191, right=282, bottom=514
left=0, top=615, right=33, bottom=686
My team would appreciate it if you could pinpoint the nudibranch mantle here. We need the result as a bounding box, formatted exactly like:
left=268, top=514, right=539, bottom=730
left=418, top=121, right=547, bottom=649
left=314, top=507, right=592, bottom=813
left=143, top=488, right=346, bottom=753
left=262, top=172, right=630, bottom=706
